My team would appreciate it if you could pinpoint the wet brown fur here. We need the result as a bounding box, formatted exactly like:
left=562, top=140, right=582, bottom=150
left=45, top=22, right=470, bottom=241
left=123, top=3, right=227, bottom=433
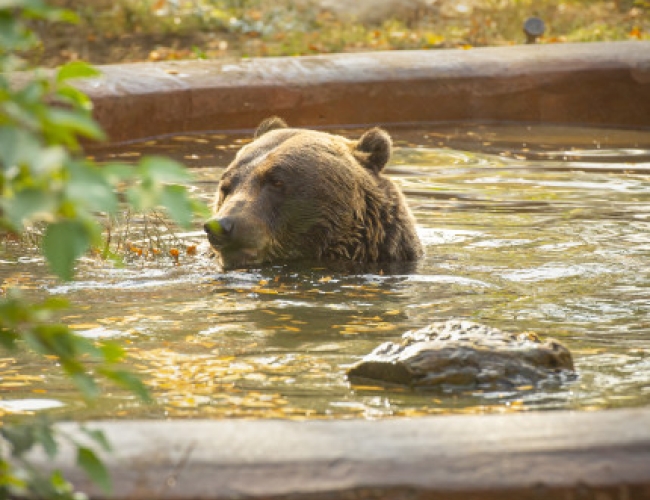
left=205, top=118, right=422, bottom=269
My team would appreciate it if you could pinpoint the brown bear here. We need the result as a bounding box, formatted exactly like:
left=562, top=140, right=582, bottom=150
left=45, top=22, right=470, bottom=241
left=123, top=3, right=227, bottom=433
left=204, top=118, right=422, bottom=270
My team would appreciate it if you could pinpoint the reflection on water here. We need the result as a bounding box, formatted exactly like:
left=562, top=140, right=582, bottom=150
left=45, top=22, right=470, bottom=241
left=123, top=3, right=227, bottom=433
left=2, top=123, right=650, bottom=419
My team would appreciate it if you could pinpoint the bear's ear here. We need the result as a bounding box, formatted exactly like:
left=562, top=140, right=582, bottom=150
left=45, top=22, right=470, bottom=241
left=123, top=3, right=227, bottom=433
left=354, top=128, right=392, bottom=174
left=254, top=117, right=288, bottom=139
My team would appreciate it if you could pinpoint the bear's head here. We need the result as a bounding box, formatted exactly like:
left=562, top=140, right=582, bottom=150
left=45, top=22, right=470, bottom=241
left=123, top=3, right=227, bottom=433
left=204, top=118, right=422, bottom=269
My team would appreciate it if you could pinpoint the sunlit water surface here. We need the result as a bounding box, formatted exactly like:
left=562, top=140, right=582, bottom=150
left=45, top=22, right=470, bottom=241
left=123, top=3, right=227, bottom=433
left=2, top=123, right=650, bottom=420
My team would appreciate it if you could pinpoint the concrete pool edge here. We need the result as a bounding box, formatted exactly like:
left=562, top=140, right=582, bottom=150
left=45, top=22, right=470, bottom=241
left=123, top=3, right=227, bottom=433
left=34, top=408, right=650, bottom=499
left=66, top=40, right=650, bottom=144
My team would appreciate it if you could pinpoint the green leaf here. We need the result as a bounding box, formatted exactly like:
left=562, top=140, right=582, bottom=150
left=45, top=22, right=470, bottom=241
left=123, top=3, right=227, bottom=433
left=42, top=219, right=91, bottom=281
left=98, top=341, right=124, bottom=364
left=0, top=459, right=27, bottom=489
left=40, top=7, right=78, bottom=24
left=139, top=156, right=191, bottom=184
left=65, top=161, right=118, bottom=214
left=191, top=198, right=211, bottom=218
left=77, top=447, right=111, bottom=494
left=0, top=0, right=43, bottom=9
left=17, top=79, right=47, bottom=105
left=0, top=16, right=35, bottom=52
left=160, top=184, right=193, bottom=228
left=39, top=297, right=70, bottom=311
left=0, top=426, right=36, bottom=456
left=99, top=369, right=152, bottom=403
left=56, top=61, right=100, bottom=84
left=21, top=330, right=49, bottom=356
left=29, top=324, right=78, bottom=358
left=30, top=145, right=67, bottom=176
left=0, top=330, right=19, bottom=350
left=101, top=163, right=136, bottom=184
left=80, top=428, right=111, bottom=453
left=0, top=126, right=42, bottom=170
left=46, top=108, right=105, bottom=142
left=10, top=0, right=78, bottom=23
left=34, top=424, right=58, bottom=459
left=55, top=85, right=94, bottom=110
left=69, top=371, right=100, bottom=400
left=48, top=470, right=74, bottom=495
left=125, top=184, right=157, bottom=212
left=4, top=187, right=57, bottom=229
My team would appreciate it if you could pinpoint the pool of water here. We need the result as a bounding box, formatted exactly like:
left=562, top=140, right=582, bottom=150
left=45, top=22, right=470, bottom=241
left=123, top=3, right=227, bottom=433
left=2, top=123, right=650, bottom=420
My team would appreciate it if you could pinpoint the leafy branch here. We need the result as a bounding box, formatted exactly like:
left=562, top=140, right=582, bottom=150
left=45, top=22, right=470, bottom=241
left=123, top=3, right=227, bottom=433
left=1, top=0, right=208, bottom=498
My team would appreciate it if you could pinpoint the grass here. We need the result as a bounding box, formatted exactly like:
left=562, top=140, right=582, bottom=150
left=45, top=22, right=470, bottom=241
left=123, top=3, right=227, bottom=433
left=28, top=0, right=650, bottom=67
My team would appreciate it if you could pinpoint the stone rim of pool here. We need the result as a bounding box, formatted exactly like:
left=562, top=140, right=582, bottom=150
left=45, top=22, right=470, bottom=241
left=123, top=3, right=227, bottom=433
left=29, top=409, right=650, bottom=499
left=12, top=41, right=650, bottom=498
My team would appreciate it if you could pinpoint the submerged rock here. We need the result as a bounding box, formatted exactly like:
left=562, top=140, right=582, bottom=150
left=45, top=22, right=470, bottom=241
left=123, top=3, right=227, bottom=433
left=347, top=320, right=575, bottom=390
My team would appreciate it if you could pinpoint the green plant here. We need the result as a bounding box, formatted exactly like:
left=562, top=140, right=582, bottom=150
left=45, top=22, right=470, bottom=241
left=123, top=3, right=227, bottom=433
left=1, top=0, right=207, bottom=497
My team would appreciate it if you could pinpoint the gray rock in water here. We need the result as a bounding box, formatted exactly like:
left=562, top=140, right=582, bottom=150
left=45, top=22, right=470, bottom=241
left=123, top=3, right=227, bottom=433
left=347, top=320, right=575, bottom=390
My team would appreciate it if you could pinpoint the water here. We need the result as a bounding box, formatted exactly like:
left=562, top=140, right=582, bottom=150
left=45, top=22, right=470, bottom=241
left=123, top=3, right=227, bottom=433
left=2, top=123, right=650, bottom=420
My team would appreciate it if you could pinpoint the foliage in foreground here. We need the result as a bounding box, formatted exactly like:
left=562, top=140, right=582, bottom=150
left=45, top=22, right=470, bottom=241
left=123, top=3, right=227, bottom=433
left=1, top=0, right=206, bottom=497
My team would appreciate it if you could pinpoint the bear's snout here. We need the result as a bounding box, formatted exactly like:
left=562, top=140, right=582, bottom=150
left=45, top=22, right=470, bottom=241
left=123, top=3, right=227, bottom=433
left=204, top=217, right=234, bottom=241
left=204, top=213, right=273, bottom=268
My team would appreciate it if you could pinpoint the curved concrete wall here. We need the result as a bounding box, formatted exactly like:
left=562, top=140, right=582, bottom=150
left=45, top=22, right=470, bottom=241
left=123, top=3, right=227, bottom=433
left=74, top=41, right=650, bottom=143
left=33, top=409, right=650, bottom=499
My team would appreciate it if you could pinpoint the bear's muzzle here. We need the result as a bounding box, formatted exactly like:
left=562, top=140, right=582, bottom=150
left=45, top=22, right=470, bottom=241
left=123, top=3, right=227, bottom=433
left=204, top=215, right=272, bottom=269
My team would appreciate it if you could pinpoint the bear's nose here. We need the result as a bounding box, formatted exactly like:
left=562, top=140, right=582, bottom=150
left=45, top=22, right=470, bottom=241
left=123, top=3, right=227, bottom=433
left=204, top=217, right=234, bottom=237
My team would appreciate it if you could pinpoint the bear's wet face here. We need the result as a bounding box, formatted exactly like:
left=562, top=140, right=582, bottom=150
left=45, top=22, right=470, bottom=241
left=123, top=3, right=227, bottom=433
left=204, top=118, right=422, bottom=270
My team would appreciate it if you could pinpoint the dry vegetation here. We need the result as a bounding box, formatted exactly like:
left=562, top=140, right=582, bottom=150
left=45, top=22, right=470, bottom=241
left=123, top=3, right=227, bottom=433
left=28, top=0, right=650, bottom=67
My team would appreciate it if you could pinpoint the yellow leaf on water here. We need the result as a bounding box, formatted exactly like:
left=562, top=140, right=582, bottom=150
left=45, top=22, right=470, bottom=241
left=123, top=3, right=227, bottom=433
left=69, top=323, right=100, bottom=330
left=4, top=375, right=43, bottom=382
left=350, top=384, right=386, bottom=392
